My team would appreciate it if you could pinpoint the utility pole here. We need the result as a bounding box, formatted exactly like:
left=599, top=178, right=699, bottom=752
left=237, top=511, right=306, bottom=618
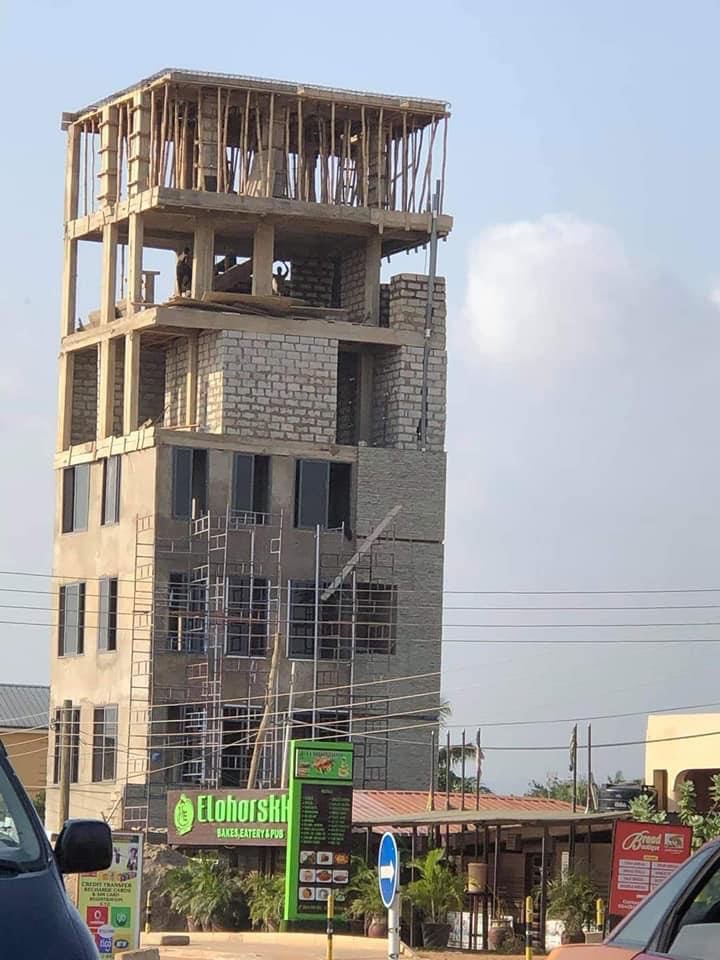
left=247, top=632, right=282, bottom=788
left=58, top=698, right=72, bottom=831
left=419, top=180, right=440, bottom=450
left=570, top=724, right=578, bottom=813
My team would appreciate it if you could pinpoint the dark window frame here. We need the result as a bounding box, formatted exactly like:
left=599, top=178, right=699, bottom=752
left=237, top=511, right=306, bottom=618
left=294, top=459, right=351, bottom=531
left=226, top=575, right=270, bottom=657
left=172, top=447, right=208, bottom=519
left=101, top=455, right=121, bottom=525
left=231, top=453, right=270, bottom=522
left=52, top=706, right=80, bottom=784
left=61, top=463, right=90, bottom=533
left=220, top=705, right=263, bottom=787
left=98, top=576, right=118, bottom=652
left=58, top=582, right=86, bottom=656
left=287, top=579, right=352, bottom=661
left=91, top=705, right=118, bottom=782
left=167, top=572, right=206, bottom=652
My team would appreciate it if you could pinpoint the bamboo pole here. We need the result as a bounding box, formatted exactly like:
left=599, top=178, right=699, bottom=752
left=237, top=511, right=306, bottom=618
left=254, top=94, right=265, bottom=197
left=402, top=111, right=408, bottom=212
left=83, top=121, right=88, bottom=215
left=297, top=96, right=304, bottom=201
left=377, top=107, right=384, bottom=209
left=440, top=114, right=448, bottom=212
left=361, top=106, right=367, bottom=205
left=216, top=87, right=223, bottom=193
left=90, top=118, right=96, bottom=210
left=241, top=90, right=250, bottom=194
left=172, top=95, right=180, bottom=189
left=420, top=116, right=437, bottom=212
left=149, top=88, right=157, bottom=185
left=116, top=104, right=125, bottom=203
left=284, top=104, right=291, bottom=199
left=330, top=101, right=336, bottom=203
left=410, top=124, right=424, bottom=213
left=265, top=92, right=275, bottom=197
left=159, top=83, right=169, bottom=188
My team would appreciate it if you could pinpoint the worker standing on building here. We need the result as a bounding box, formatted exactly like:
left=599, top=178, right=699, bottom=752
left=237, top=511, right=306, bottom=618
left=176, top=247, right=192, bottom=296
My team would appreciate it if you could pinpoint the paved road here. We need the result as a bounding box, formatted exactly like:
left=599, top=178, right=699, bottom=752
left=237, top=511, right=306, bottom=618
left=146, top=933, right=394, bottom=960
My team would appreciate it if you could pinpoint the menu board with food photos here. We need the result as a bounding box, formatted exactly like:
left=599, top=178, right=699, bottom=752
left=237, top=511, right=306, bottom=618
left=284, top=740, right=354, bottom=922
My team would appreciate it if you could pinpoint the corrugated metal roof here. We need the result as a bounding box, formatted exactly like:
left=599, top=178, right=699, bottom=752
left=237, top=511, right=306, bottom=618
left=352, top=790, right=590, bottom=830
left=0, top=684, right=50, bottom=729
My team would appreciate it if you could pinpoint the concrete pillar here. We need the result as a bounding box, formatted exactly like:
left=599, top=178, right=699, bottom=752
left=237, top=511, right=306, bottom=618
left=128, top=91, right=151, bottom=196
left=64, top=124, right=81, bottom=223
left=98, top=338, right=116, bottom=439
left=97, top=105, right=119, bottom=206
left=127, top=214, right=144, bottom=312
left=364, top=234, right=381, bottom=324
left=186, top=332, right=199, bottom=427
left=123, top=331, right=140, bottom=434
left=100, top=223, right=118, bottom=325
left=61, top=237, right=78, bottom=337
left=358, top=351, right=374, bottom=443
left=191, top=223, right=214, bottom=299
left=56, top=352, right=75, bottom=451
left=252, top=221, right=275, bottom=296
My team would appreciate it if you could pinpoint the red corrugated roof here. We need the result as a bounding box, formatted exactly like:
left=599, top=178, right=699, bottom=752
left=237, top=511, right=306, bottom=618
left=352, top=790, right=571, bottom=822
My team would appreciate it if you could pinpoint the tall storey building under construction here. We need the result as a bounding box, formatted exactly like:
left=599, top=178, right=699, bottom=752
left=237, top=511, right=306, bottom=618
left=47, top=69, right=452, bottom=830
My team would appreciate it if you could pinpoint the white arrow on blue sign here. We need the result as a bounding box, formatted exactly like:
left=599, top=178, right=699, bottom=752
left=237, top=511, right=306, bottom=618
left=377, top=831, right=399, bottom=908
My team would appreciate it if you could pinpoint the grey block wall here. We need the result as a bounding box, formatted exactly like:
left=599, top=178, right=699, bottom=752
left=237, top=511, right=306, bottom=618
left=70, top=347, right=98, bottom=444
left=138, top=346, right=166, bottom=425
left=164, top=337, right=188, bottom=428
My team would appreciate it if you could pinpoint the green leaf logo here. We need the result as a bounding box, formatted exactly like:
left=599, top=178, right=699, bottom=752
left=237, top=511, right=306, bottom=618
left=174, top=794, right=195, bottom=836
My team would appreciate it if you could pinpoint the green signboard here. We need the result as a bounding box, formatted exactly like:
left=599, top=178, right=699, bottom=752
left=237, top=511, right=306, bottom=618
left=283, top=740, right=354, bottom=922
left=166, top=790, right=288, bottom=846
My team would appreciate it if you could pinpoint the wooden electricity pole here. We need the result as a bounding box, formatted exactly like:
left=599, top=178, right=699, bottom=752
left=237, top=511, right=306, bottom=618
left=246, top=632, right=282, bottom=788
left=58, top=698, right=73, bottom=831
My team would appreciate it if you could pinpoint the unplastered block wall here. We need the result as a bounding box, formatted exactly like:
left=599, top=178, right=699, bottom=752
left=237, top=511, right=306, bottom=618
left=290, top=257, right=335, bottom=307
left=197, top=330, right=338, bottom=442
left=112, top=338, right=125, bottom=436
left=138, top=345, right=166, bottom=425
left=388, top=274, right=446, bottom=342
left=339, top=247, right=366, bottom=321
left=164, top=337, right=188, bottom=427
left=70, top=347, right=98, bottom=444
left=371, top=346, right=446, bottom=450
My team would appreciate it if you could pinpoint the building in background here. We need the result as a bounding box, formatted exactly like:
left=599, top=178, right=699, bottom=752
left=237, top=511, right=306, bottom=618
left=645, top=713, right=720, bottom=813
left=47, top=69, right=452, bottom=831
left=0, top=683, right=49, bottom=796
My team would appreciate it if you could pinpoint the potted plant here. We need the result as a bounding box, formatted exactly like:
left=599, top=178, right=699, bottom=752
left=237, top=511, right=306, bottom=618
left=241, top=872, right=285, bottom=932
left=347, top=859, right=387, bottom=937
left=165, top=856, right=245, bottom=931
left=546, top=872, right=595, bottom=944
left=407, top=847, right=464, bottom=949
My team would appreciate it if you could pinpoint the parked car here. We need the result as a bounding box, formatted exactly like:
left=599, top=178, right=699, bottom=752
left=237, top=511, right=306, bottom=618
left=548, top=838, right=720, bottom=959
left=0, top=737, right=113, bottom=958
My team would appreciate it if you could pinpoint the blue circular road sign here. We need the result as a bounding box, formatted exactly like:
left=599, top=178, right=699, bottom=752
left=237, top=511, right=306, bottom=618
left=377, top=831, right=399, bottom=908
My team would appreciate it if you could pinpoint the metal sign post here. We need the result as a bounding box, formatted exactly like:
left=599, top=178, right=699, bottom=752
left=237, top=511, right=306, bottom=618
left=378, top=832, right=400, bottom=960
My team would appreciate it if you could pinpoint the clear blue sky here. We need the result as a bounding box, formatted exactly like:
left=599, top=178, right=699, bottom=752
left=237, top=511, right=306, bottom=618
left=2, top=0, right=720, bottom=792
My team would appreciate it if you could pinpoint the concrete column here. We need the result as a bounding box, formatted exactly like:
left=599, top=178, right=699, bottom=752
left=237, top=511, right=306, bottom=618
left=56, top=352, right=75, bottom=451
left=191, top=222, right=214, bottom=299
left=363, top=233, right=381, bottom=324
left=97, top=105, right=119, bottom=206
left=64, top=124, right=81, bottom=223
left=128, top=91, right=150, bottom=196
left=186, top=332, right=199, bottom=427
left=358, top=351, right=374, bottom=443
left=100, top=223, right=118, bottom=325
left=123, top=331, right=140, bottom=434
left=127, top=214, right=144, bottom=312
left=98, top=338, right=116, bottom=439
left=60, top=237, right=78, bottom=337
left=252, top=221, right=275, bottom=296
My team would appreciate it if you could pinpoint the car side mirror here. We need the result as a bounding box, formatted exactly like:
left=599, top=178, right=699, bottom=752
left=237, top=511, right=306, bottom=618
left=54, top=819, right=113, bottom=874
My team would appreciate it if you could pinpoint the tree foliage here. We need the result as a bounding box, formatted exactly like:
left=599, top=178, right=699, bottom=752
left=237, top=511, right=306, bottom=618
left=407, top=847, right=464, bottom=923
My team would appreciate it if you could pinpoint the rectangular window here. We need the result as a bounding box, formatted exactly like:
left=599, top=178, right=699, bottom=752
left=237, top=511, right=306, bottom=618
left=294, top=460, right=351, bottom=531
left=221, top=706, right=262, bottom=787
left=356, top=582, right=397, bottom=654
left=92, top=705, right=118, bottom=782
left=58, top=582, right=85, bottom=656
left=291, top=709, right=350, bottom=742
left=232, top=453, right=270, bottom=521
left=287, top=580, right=351, bottom=660
left=167, top=572, right=206, bottom=652
left=98, top=576, right=118, bottom=651
left=61, top=463, right=90, bottom=533
left=52, top=707, right=80, bottom=784
left=226, top=576, right=269, bottom=656
left=101, top=456, right=121, bottom=525
left=172, top=448, right=208, bottom=519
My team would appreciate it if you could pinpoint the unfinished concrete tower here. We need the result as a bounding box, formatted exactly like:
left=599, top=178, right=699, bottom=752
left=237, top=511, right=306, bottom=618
left=47, top=69, right=452, bottom=830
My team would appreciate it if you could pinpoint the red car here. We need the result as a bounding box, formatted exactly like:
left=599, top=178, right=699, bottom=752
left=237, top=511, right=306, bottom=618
left=549, top=838, right=720, bottom=959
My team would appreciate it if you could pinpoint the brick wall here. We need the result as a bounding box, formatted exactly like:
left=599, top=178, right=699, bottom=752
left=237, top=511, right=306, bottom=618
left=379, top=283, right=390, bottom=328
left=112, top=338, right=125, bottom=436
left=164, top=337, right=188, bottom=427
left=339, top=247, right=366, bottom=321
left=197, top=331, right=224, bottom=432
left=70, top=347, right=98, bottom=444
left=388, top=273, right=446, bottom=343
left=138, top=345, right=166, bottom=425
left=290, top=257, right=336, bottom=307
left=371, top=345, right=446, bottom=451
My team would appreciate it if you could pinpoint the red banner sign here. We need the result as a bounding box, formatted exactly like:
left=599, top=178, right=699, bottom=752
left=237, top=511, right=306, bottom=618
left=609, top=820, right=693, bottom=916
